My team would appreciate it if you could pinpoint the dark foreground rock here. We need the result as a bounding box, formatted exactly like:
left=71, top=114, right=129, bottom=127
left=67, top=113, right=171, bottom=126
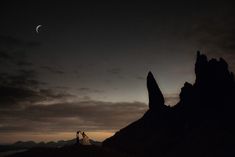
left=103, top=51, right=235, bottom=157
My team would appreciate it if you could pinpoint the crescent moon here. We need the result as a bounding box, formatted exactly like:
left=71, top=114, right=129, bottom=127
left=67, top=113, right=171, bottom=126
left=36, top=25, right=42, bottom=33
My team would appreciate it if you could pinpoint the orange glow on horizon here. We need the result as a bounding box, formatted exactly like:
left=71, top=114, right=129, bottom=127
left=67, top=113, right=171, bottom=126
left=0, top=131, right=115, bottom=144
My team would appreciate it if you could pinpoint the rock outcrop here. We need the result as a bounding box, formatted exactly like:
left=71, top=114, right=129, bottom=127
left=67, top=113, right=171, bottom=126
left=147, top=72, right=165, bottom=110
left=103, top=51, right=235, bottom=157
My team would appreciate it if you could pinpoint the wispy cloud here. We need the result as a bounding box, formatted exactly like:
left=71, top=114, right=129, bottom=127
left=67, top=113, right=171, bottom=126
left=0, top=35, right=40, bottom=48
left=77, top=87, right=104, bottom=93
left=107, top=68, right=121, bottom=75
left=0, top=101, right=147, bottom=133
left=0, top=35, right=40, bottom=69
left=40, top=66, right=65, bottom=74
left=164, top=93, right=179, bottom=106
left=0, top=68, right=73, bottom=108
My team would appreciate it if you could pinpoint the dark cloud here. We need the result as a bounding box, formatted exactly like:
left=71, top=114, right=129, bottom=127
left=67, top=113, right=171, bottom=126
left=77, top=87, right=104, bottom=93
left=0, top=69, right=73, bottom=108
left=0, top=50, right=13, bottom=60
left=0, top=85, right=74, bottom=109
left=1, top=69, right=39, bottom=88
left=135, top=75, right=145, bottom=80
left=54, top=86, right=71, bottom=90
left=0, top=35, right=75, bottom=124
left=0, top=50, right=29, bottom=67
left=17, top=61, right=33, bottom=67
left=38, top=89, right=74, bottom=100
left=0, top=35, right=40, bottom=49
left=0, top=48, right=33, bottom=69
left=106, top=68, right=126, bottom=80
left=107, top=68, right=121, bottom=75
left=0, top=101, right=147, bottom=133
left=0, top=35, right=25, bottom=47
left=40, top=66, right=65, bottom=74
left=0, top=35, right=39, bottom=71
left=0, top=86, right=39, bottom=107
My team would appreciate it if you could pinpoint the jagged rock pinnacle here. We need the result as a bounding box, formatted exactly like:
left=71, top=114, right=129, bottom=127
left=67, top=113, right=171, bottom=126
left=147, top=71, right=165, bottom=110
left=194, top=51, right=234, bottom=88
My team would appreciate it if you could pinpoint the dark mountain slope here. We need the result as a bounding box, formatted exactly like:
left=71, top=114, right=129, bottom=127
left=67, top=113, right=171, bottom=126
left=103, top=51, right=235, bottom=157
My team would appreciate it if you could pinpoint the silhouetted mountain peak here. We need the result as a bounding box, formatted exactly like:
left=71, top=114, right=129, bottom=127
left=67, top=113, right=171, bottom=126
left=195, top=51, right=234, bottom=89
left=179, top=82, right=193, bottom=101
left=147, top=71, right=165, bottom=110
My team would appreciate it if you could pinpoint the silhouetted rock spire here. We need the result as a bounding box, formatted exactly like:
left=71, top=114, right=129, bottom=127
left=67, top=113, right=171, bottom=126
left=194, top=51, right=234, bottom=90
left=147, top=71, right=165, bottom=110
left=195, top=51, right=208, bottom=85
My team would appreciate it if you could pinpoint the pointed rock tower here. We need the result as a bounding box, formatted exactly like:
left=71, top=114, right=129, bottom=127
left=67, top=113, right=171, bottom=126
left=147, top=72, right=165, bottom=110
left=103, top=71, right=173, bottom=156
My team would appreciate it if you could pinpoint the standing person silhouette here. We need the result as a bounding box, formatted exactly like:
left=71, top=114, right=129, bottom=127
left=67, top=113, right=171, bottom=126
left=76, top=131, right=81, bottom=144
left=81, top=132, right=91, bottom=145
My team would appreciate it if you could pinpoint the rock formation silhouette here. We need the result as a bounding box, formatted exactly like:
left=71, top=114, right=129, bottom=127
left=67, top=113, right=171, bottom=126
left=103, top=51, right=235, bottom=157
left=147, top=72, right=165, bottom=110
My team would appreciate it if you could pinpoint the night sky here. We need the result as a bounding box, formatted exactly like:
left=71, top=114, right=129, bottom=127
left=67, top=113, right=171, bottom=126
left=0, top=1, right=235, bottom=143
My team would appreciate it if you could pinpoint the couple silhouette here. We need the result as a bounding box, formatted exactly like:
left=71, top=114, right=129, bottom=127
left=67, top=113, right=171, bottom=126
left=76, top=131, right=91, bottom=145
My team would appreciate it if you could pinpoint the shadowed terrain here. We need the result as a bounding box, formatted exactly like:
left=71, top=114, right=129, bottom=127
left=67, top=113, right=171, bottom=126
left=103, top=51, right=235, bottom=157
